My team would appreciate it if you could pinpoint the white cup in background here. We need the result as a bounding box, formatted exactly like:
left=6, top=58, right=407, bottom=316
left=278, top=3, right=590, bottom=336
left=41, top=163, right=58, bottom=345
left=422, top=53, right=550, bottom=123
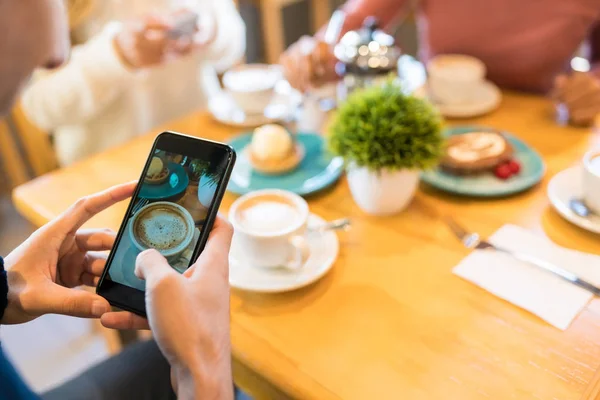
left=229, top=189, right=310, bottom=269
left=222, top=64, right=281, bottom=115
left=583, top=150, right=600, bottom=214
left=427, top=54, right=486, bottom=105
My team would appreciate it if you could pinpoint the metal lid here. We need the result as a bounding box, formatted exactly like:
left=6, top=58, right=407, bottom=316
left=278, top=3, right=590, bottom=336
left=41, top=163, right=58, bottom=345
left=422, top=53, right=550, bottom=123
left=334, top=16, right=401, bottom=75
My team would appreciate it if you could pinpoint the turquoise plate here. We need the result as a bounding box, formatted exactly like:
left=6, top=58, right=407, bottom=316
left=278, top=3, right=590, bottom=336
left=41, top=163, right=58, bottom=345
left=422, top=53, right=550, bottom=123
left=227, top=132, right=344, bottom=196
left=139, top=161, right=189, bottom=201
left=421, top=126, right=545, bottom=197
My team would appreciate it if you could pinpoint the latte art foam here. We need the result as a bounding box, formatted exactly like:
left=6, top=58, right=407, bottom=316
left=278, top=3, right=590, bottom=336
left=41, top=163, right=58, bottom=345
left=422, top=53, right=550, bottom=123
left=238, top=201, right=301, bottom=234
left=136, top=208, right=188, bottom=250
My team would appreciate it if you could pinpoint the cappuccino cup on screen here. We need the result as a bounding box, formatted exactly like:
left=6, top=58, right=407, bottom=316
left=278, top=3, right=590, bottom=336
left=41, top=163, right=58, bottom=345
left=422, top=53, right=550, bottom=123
left=583, top=150, right=600, bottom=214
left=229, top=190, right=309, bottom=269
left=427, top=54, right=486, bottom=105
left=129, top=202, right=195, bottom=260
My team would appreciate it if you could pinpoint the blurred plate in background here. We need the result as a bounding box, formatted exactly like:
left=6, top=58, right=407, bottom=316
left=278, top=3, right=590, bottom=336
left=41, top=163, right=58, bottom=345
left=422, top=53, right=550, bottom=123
left=421, top=126, right=545, bottom=197
left=227, top=132, right=343, bottom=196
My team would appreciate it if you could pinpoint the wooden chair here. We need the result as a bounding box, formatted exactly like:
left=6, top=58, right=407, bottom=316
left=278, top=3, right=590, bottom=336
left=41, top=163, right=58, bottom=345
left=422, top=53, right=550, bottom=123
left=9, top=105, right=59, bottom=177
left=0, top=118, right=31, bottom=189
left=0, top=104, right=58, bottom=189
left=257, top=0, right=332, bottom=64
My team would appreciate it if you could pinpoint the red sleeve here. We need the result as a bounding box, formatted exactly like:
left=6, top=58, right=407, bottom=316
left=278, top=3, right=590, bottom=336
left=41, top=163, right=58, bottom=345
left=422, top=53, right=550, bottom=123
left=316, top=0, right=408, bottom=39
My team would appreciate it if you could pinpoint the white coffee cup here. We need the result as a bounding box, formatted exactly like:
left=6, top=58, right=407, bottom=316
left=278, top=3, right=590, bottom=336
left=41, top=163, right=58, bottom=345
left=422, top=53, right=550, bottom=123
left=427, top=54, right=486, bottom=105
left=229, top=189, right=310, bottom=269
left=582, top=150, right=600, bottom=214
left=222, top=64, right=281, bottom=115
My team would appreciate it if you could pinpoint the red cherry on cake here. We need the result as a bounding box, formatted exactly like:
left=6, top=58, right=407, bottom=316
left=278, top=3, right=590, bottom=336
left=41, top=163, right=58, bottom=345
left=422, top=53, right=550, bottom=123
left=508, top=160, right=521, bottom=174
left=494, top=163, right=512, bottom=180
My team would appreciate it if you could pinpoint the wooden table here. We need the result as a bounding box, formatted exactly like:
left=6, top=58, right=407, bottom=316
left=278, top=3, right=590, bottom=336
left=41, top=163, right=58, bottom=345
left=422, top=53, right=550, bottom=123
left=12, top=92, right=600, bottom=399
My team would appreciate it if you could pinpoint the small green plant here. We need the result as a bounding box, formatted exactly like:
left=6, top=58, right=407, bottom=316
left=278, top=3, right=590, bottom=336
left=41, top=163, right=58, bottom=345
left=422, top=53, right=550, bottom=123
left=201, top=160, right=226, bottom=188
left=188, top=159, right=209, bottom=182
left=328, top=81, right=444, bottom=171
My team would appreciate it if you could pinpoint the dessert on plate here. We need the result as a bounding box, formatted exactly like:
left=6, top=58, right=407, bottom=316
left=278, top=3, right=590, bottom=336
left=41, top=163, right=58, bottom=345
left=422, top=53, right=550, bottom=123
left=440, top=131, right=517, bottom=177
left=246, top=124, right=304, bottom=175
left=144, top=156, right=170, bottom=184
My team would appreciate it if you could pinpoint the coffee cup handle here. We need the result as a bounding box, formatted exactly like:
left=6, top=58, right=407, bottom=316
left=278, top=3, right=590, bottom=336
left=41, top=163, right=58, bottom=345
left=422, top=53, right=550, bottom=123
left=283, top=235, right=309, bottom=270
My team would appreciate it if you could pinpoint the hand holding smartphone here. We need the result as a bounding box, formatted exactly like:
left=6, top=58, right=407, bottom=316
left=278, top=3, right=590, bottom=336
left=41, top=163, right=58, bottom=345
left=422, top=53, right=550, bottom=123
left=97, top=132, right=236, bottom=316
left=168, top=11, right=198, bottom=39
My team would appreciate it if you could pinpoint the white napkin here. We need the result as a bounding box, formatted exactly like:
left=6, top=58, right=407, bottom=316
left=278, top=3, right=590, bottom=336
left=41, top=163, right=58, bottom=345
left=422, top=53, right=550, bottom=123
left=453, top=224, right=600, bottom=330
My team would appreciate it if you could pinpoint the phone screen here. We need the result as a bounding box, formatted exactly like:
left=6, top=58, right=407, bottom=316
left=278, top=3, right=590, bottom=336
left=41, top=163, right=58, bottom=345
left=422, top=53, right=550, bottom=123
left=102, top=135, right=232, bottom=292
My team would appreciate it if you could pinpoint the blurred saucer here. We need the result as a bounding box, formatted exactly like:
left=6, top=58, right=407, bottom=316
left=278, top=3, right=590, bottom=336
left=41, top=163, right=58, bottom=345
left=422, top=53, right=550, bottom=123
left=229, top=213, right=338, bottom=293
left=414, top=81, right=501, bottom=118
left=209, top=80, right=301, bottom=128
left=226, top=132, right=343, bottom=196
left=547, top=166, right=600, bottom=234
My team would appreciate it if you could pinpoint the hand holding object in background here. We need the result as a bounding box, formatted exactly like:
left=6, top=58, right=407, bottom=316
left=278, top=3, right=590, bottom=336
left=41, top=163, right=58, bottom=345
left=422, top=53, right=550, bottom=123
left=280, top=36, right=338, bottom=93
left=553, top=71, right=600, bottom=126
left=114, top=10, right=216, bottom=70
left=168, top=8, right=218, bottom=54
left=114, top=14, right=174, bottom=69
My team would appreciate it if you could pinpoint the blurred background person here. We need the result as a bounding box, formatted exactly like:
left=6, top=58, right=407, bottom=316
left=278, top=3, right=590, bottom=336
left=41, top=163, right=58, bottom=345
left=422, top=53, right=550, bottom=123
left=21, top=0, right=245, bottom=166
left=281, top=0, right=600, bottom=126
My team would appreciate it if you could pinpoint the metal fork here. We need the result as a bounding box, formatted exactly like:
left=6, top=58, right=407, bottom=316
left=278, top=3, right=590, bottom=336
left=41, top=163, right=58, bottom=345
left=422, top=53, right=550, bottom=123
left=443, top=216, right=600, bottom=296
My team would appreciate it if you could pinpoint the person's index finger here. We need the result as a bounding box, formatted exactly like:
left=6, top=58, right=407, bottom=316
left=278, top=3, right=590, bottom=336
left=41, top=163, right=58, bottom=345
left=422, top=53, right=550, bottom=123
left=191, top=215, right=233, bottom=279
left=135, top=249, right=178, bottom=284
left=143, top=14, right=173, bottom=31
left=61, top=182, right=136, bottom=233
left=208, top=215, right=234, bottom=251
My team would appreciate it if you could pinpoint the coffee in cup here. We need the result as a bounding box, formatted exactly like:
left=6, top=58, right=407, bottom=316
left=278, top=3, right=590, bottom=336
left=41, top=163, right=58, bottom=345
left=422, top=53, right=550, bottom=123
left=129, top=202, right=195, bottom=259
left=222, top=64, right=281, bottom=115
left=583, top=150, right=600, bottom=214
left=229, top=190, right=309, bottom=269
left=427, top=54, right=486, bottom=105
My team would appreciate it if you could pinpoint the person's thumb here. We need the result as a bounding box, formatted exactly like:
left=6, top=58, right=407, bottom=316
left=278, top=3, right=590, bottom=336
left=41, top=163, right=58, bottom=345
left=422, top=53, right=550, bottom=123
left=135, top=249, right=177, bottom=287
left=45, top=286, right=111, bottom=318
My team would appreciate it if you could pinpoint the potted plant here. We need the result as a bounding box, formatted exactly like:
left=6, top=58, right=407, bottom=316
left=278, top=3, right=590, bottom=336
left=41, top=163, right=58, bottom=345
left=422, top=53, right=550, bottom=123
left=197, top=161, right=224, bottom=208
left=188, top=159, right=209, bottom=184
left=328, top=81, right=444, bottom=215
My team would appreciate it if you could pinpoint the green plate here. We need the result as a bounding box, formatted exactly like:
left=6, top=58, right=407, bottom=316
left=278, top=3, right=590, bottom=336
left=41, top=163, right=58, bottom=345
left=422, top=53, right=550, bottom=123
left=227, top=132, right=343, bottom=196
left=421, top=126, right=545, bottom=197
left=139, top=161, right=189, bottom=201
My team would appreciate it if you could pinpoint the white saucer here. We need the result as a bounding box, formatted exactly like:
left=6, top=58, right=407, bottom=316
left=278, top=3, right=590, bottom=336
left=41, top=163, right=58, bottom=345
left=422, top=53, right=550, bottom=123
left=414, top=81, right=501, bottom=118
left=547, top=166, right=600, bottom=234
left=209, top=80, right=302, bottom=128
left=229, top=214, right=339, bottom=293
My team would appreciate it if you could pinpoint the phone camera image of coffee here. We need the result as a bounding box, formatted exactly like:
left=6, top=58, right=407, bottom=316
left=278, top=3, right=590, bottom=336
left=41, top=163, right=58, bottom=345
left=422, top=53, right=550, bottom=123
left=97, top=132, right=236, bottom=315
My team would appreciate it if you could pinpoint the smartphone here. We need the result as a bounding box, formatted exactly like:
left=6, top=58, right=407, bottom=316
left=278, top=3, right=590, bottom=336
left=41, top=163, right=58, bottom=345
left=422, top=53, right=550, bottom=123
left=168, top=12, right=198, bottom=39
left=97, top=131, right=236, bottom=316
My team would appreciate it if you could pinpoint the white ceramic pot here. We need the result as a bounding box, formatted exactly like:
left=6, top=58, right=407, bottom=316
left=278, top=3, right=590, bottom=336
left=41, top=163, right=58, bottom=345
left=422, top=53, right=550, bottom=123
left=197, top=175, right=217, bottom=208
left=347, top=165, right=420, bottom=215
